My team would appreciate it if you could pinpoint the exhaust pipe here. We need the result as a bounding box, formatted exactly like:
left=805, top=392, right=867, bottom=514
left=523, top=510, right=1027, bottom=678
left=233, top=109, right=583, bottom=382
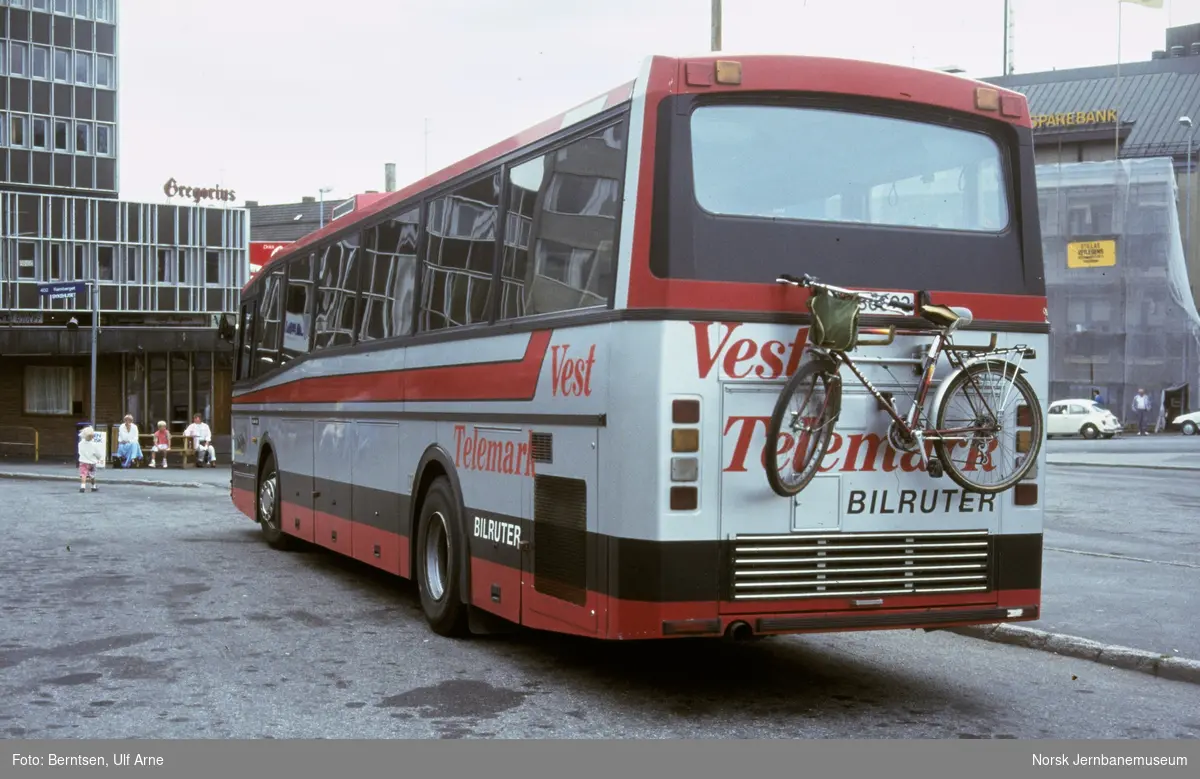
left=725, top=620, right=754, bottom=641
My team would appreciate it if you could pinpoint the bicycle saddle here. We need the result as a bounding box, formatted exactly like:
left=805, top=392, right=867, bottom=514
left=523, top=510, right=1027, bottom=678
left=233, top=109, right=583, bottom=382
left=919, top=303, right=974, bottom=330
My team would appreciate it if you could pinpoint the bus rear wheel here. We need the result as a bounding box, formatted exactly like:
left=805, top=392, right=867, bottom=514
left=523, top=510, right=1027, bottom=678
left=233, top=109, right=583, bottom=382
left=415, top=476, right=469, bottom=637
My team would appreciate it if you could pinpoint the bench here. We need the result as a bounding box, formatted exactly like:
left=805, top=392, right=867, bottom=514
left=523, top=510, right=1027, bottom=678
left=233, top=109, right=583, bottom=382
left=109, top=430, right=213, bottom=468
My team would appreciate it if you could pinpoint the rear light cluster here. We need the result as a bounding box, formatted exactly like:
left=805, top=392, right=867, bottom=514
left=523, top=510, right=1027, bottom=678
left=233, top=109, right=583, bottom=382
left=1013, top=402, right=1038, bottom=506
left=669, top=398, right=700, bottom=511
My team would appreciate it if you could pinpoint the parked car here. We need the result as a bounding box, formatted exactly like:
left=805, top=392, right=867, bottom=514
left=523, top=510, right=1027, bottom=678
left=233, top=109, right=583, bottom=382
left=1173, top=409, right=1200, bottom=436
left=1046, top=399, right=1123, bottom=439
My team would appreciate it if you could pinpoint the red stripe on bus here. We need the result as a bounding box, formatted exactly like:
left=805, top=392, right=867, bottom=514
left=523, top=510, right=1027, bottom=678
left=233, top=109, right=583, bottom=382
left=626, top=279, right=1049, bottom=324
left=233, top=330, right=553, bottom=405
left=234, top=489, right=1039, bottom=640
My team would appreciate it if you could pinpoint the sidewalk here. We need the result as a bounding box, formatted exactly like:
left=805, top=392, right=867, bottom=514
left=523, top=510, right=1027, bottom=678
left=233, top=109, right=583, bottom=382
left=0, top=460, right=231, bottom=490
left=1046, top=451, right=1199, bottom=471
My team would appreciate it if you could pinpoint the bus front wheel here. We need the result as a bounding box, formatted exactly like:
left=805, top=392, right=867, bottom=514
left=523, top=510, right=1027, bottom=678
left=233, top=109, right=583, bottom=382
left=415, top=476, right=469, bottom=638
left=258, top=452, right=293, bottom=551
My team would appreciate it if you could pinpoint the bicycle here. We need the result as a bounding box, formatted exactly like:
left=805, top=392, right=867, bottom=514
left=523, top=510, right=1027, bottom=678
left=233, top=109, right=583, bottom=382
left=765, top=272, right=1044, bottom=499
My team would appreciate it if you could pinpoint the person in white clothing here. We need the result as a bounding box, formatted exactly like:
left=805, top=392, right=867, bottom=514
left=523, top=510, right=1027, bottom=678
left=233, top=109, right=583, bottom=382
left=77, top=426, right=105, bottom=493
left=1132, top=388, right=1152, bottom=435
left=183, top=414, right=216, bottom=466
left=115, top=414, right=142, bottom=468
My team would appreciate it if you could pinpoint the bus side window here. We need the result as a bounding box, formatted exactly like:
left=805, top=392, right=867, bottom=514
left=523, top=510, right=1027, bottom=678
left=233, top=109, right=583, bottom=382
left=236, top=302, right=256, bottom=382
left=280, top=252, right=314, bottom=363
left=253, top=270, right=284, bottom=376
left=358, top=208, right=419, bottom=342
left=499, top=119, right=627, bottom=320
left=419, top=172, right=501, bottom=332
left=312, top=235, right=361, bottom=350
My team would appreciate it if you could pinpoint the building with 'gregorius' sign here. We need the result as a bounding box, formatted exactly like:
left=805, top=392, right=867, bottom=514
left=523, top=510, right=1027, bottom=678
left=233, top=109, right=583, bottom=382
left=0, top=0, right=248, bottom=461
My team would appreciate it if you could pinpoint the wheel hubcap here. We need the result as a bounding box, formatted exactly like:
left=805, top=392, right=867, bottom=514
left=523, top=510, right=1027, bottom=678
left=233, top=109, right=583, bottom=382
left=424, top=511, right=450, bottom=602
left=259, top=474, right=278, bottom=529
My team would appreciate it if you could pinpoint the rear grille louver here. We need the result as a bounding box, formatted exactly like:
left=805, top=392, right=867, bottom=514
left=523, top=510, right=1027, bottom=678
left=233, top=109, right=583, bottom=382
left=730, top=530, right=991, bottom=600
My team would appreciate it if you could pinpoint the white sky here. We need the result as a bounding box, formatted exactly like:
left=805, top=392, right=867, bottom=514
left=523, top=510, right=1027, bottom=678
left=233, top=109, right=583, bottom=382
left=118, top=0, right=1200, bottom=208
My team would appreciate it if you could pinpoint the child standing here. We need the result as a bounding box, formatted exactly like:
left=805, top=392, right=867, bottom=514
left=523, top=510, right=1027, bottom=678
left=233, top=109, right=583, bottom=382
left=150, top=421, right=171, bottom=468
left=77, top=426, right=105, bottom=493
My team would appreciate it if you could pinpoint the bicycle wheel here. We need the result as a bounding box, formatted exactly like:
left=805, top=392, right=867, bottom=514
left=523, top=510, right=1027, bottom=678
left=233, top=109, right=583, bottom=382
left=932, top=360, right=1043, bottom=494
left=765, top=358, right=842, bottom=498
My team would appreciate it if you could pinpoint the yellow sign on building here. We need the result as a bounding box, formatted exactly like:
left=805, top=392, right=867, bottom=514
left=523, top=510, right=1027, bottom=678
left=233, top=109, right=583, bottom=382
left=1031, top=109, right=1118, bottom=129
left=1067, top=239, right=1117, bottom=268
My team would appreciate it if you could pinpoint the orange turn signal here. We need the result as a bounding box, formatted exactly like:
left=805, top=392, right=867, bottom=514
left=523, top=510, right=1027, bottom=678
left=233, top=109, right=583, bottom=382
left=975, top=87, right=1000, bottom=111
left=672, top=428, right=699, bottom=453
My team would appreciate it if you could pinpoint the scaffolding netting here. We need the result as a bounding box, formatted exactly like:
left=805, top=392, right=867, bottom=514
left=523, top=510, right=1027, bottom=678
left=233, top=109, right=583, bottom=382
left=1036, top=156, right=1200, bottom=428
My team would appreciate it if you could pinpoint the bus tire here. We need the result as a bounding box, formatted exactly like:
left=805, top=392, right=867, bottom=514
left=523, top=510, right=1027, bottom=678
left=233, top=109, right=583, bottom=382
left=765, top=358, right=842, bottom=498
left=257, top=451, right=293, bottom=551
left=415, top=477, right=470, bottom=638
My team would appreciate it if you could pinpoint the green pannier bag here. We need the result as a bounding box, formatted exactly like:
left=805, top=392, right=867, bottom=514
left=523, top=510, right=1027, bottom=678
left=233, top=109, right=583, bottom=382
left=807, top=288, right=860, bottom=352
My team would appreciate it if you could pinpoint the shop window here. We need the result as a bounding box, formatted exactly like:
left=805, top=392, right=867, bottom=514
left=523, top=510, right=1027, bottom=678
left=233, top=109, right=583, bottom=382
left=24, top=366, right=73, bottom=415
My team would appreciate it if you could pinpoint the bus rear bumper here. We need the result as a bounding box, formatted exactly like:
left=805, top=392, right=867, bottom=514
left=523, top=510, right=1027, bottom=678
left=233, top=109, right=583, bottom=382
left=652, top=595, right=1040, bottom=640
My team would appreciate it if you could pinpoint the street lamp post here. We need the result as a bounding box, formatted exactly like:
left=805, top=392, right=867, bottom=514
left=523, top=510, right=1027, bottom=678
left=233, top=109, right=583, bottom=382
left=318, top=185, right=334, bottom=229
left=89, top=280, right=98, bottom=429
left=711, top=0, right=721, bottom=52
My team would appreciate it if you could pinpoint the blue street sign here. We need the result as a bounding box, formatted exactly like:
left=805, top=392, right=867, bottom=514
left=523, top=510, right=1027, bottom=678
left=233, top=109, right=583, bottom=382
left=37, top=282, right=88, bottom=301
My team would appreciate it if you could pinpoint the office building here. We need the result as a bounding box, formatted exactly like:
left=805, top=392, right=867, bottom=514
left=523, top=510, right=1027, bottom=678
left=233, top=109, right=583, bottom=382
left=0, top=0, right=248, bottom=460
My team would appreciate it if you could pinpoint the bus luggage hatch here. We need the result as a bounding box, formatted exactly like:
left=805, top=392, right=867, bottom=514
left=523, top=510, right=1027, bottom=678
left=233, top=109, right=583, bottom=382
left=718, top=383, right=820, bottom=538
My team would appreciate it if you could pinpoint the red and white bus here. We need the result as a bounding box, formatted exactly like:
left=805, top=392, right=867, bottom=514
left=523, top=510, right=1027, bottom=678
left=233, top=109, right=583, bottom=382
left=230, top=54, right=1048, bottom=641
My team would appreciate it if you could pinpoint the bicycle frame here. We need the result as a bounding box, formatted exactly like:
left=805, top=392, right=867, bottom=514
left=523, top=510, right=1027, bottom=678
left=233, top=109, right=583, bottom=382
left=778, top=272, right=1034, bottom=467
left=811, top=324, right=1032, bottom=468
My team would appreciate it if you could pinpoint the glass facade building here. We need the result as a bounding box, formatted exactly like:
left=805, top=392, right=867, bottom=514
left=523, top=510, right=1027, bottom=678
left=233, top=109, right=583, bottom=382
left=0, top=0, right=248, bottom=461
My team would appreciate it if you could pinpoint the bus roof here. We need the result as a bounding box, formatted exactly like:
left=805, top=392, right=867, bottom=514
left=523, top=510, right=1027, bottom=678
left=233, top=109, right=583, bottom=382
left=244, top=53, right=1030, bottom=290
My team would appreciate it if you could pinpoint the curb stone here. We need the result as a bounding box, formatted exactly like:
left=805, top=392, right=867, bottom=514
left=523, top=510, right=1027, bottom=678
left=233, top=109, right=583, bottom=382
left=949, top=623, right=1200, bottom=685
left=1046, top=460, right=1200, bottom=473
left=0, top=470, right=223, bottom=491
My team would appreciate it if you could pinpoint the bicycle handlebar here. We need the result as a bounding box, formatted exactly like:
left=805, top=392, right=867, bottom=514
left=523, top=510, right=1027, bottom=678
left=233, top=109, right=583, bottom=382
left=776, top=272, right=916, bottom=313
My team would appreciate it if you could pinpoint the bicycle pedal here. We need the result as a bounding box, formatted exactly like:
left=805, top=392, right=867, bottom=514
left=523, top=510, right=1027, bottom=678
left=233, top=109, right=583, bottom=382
left=926, top=458, right=944, bottom=478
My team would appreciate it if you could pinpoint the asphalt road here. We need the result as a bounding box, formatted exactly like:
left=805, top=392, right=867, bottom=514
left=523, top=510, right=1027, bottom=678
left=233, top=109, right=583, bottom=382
left=1, top=479, right=1197, bottom=740
left=1037, top=464, right=1200, bottom=657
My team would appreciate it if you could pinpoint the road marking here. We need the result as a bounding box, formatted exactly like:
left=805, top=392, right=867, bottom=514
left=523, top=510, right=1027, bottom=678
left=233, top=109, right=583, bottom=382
left=1045, top=546, right=1200, bottom=570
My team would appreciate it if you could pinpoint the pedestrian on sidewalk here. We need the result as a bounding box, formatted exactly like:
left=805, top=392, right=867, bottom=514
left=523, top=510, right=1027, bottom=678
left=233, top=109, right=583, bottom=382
left=149, top=421, right=170, bottom=468
left=183, top=414, right=216, bottom=467
left=1132, top=388, right=1152, bottom=435
left=1092, top=388, right=1106, bottom=407
left=115, top=415, right=142, bottom=468
left=77, top=426, right=105, bottom=493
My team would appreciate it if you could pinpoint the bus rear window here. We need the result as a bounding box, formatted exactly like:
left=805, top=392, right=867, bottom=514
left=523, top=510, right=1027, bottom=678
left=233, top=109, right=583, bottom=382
left=690, top=104, right=1009, bottom=233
